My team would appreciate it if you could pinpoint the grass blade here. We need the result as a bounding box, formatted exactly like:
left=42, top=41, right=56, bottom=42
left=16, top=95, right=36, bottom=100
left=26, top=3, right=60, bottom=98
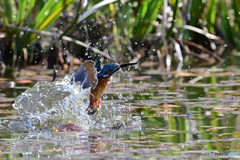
left=166, top=0, right=178, bottom=40
left=16, top=0, right=27, bottom=25
left=25, top=0, right=36, bottom=20
left=206, top=0, right=217, bottom=33
left=189, top=0, right=205, bottom=26
left=77, top=0, right=117, bottom=23
left=3, top=0, right=14, bottom=24
left=38, top=0, right=75, bottom=30
left=134, top=0, right=163, bottom=40
left=34, top=0, right=55, bottom=29
left=219, top=2, right=235, bottom=46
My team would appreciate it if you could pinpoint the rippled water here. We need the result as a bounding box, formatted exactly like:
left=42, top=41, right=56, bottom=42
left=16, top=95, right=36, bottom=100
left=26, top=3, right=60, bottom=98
left=1, top=66, right=240, bottom=159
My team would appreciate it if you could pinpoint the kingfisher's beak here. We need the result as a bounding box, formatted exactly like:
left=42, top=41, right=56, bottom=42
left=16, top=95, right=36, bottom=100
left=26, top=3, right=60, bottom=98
left=119, top=62, right=138, bottom=68
left=107, top=62, right=138, bottom=75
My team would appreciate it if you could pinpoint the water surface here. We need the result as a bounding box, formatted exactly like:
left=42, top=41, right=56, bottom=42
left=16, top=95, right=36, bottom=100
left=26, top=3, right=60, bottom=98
left=0, top=66, right=240, bottom=159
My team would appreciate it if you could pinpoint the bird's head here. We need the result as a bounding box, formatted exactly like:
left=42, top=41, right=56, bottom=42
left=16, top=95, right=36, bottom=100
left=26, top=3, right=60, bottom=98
left=97, top=63, right=120, bottom=78
left=96, top=61, right=139, bottom=79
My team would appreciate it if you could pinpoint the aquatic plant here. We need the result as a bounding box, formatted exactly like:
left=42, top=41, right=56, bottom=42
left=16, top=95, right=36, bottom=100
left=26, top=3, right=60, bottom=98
left=0, top=0, right=240, bottom=70
left=0, top=0, right=118, bottom=69
left=0, top=0, right=79, bottom=67
left=94, top=0, right=240, bottom=69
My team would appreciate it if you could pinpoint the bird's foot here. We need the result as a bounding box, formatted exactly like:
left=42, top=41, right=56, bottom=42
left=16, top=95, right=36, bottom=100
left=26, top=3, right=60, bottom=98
left=110, top=124, right=123, bottom=130
left=86, top=107, right=97, bottom=115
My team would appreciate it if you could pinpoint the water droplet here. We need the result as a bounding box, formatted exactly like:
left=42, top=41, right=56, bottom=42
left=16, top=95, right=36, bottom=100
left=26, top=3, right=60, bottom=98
left=103, top=95, right=108, bottom=99
left=51, top=47, right=54, bottom=50
left=66, top=57, right=70, bottom=63
left=117, top=92, right=123, bottom=99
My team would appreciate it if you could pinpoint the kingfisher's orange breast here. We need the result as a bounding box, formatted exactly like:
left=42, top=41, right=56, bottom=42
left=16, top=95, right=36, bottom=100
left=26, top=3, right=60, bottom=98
left=91, top=77, right=111, bottom=101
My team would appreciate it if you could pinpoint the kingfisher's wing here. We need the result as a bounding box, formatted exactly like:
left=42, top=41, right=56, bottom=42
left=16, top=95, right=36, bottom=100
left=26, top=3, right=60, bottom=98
left=73, top=65, right=88, bottom=89
left=73, top=61, right=98, bottom=89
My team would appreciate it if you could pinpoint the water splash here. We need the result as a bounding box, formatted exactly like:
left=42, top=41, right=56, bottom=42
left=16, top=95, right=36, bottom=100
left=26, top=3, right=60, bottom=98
left=8, top=74, right=138, bottom=131
left=12, top=75, right=92, bottom=130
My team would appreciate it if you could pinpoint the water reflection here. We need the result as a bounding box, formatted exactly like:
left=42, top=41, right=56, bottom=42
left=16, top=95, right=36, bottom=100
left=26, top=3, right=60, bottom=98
left=0, top=67, right=240, bottom=159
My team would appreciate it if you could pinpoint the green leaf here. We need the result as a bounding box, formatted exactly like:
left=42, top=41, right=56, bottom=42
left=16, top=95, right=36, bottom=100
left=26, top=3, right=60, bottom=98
left=25, top=0, right=36, bottom=20
left=2, top=0, right=14, bottom=24
left=28, top=0, right=77, bottom=45
left=34, top=0, right=55, bottom=29
left=133, top=0, right=163, bottom=40
left=206, top=0, right=217, bottom=33
left=219, top=2, right=235, bottom=46
left=16, top=0, right=27, bottom=25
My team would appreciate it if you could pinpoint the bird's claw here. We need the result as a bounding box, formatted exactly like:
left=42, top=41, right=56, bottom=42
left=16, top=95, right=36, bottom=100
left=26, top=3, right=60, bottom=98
left=111, top=124, right=123, bottom=130
left=86, top=107, right=97, bottom=115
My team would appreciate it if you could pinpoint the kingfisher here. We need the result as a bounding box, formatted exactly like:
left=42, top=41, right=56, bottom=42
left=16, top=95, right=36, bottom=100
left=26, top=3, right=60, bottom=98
left=73, top=60, right=138, bottom=114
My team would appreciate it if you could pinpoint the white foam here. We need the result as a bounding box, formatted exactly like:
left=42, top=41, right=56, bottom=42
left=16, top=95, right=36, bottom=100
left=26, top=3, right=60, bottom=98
left=11, top=74, right=140, bottom=131
left=13, top=75, right=92, bottom=130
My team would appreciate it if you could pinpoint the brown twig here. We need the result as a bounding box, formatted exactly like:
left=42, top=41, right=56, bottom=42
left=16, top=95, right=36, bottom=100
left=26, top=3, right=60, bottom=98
left=0, top=22, right=116, bottom=62
left=178, top=39, right=223, bottom=62
left=182, top=51, right=212, bottom=62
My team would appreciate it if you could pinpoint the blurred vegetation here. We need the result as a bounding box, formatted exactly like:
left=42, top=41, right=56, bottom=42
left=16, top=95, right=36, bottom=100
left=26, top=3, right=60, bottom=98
left=0, top=0, right=78, bottom=68
left=0, top=0, right=240, bottom=70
